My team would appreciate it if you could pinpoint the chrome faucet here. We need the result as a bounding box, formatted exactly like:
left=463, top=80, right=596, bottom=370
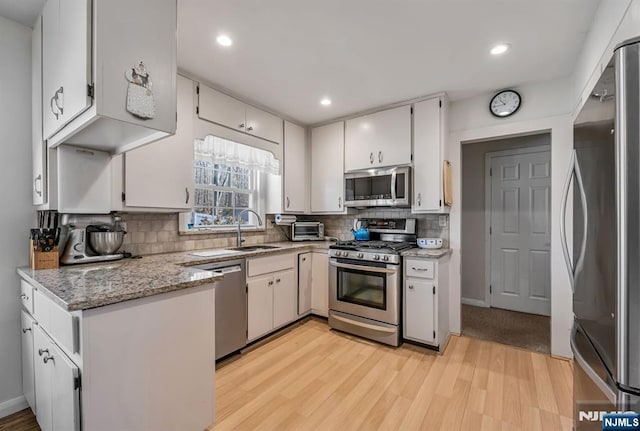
left=236, top=209, right=263, bottom=247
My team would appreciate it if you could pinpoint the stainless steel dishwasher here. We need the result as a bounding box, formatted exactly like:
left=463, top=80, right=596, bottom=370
left=193, top=259, right=247, bottom=360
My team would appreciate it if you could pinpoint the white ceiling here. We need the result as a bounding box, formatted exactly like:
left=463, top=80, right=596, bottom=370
left=178, top=0, right=600, bottom=125
left=0, top=0, right=45, bottom=27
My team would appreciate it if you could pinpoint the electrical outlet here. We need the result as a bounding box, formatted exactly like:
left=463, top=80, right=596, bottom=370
left=438, top=215, right=447, bottom=227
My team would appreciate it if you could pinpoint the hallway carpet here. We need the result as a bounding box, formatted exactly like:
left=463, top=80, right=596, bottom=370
left=461, top=304, right=551, bottom=354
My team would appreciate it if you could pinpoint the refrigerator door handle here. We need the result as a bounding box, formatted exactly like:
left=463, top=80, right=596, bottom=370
left=574, top=156, right=589, bottom=280
left=571, top=331, right=617, bottom=404
left=560, top=150, right=576, bottom=292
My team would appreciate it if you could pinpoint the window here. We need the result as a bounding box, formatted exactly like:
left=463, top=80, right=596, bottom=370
left=181, top=135, right=280, bottom=231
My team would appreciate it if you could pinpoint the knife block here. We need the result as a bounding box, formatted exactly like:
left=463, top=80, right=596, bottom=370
left=30, top=240, right=59, bottom=270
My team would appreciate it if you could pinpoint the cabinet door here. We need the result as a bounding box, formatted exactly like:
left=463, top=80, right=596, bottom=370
left=247, top=275, right=274, bottom=341
left=32, top=16, right=46, bottom=205
left=404, top=278, right=436, bottom=344
left=21, top=311, right=36, bottom=413
left=246, top=105, right=283, bottom=144
left=345, top=105, right=411, bottom=172
left=298, top=253, right=312, bottom=315
left=311, top=252, right=329, bottom=317
left=124, top=75, right=194, bottom=209
left=50, top=342, right=80, bottom=431
left=57, top=0, right=92, bottom=128
left=283, top=121, right=307, bottom=213
left=273, top=269, right=297, bottom=328
left=198, top=85, right=246, bottom=132
left=311, top=122, right=345, bottom=213
left=34, top=325, right=53, bottom=431
left=42, top=0, right=61, bottom=140
left=413, top=98, right=442, bottom=212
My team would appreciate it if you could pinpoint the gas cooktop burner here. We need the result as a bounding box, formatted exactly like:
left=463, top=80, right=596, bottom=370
left=331, top=240, right=416, bottom=253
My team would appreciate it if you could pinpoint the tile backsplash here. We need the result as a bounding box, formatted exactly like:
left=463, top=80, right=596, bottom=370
left=120, top=209, right=449, bottom=256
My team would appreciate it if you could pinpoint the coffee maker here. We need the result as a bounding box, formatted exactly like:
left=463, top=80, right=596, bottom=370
left=60, top=214, right=126, bottom=265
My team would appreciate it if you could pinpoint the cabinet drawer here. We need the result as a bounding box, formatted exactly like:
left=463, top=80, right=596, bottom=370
left=405, top=260, right=435, bottom=279
left=32, top=288, right=79, bottom=355
left=248, top=253, right=295, bottom=277
left=20, top=280, right=34, bottom=314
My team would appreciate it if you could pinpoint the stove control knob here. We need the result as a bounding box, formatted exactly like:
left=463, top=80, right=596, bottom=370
left=343, top=252, right=349, bottom=258
left=383, top=256, right=389, bottom=261
left=357, top=253, right=364, bottom=258
left=373, top=255, right=380, bottom=261
left=334, top=251, right=340, bottom=257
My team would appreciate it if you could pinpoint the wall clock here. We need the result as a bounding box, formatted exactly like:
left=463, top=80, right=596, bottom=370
left=489, top=90, right=521, bottom=118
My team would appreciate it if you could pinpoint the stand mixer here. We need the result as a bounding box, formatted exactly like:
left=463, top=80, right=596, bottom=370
left=59, top=214, right=127, bottom=265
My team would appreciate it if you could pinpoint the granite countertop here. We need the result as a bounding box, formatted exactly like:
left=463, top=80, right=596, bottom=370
left=17, top=240, right=334, bottom=312
left=401, top=248, right=452, bottom=258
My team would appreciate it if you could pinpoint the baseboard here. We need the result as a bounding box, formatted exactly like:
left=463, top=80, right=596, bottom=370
left=461, top=297, right=488, bottom=308
left=0, top=395, right=27, bottom=419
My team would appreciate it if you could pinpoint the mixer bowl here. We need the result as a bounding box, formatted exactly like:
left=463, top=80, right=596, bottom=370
left=88, top=231, right=125, bottom=255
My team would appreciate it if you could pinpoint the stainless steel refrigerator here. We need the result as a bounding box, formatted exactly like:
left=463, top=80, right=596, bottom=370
left=564, top=37, right=640, bottom=430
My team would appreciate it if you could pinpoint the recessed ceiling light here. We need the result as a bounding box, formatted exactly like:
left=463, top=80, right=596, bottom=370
left=320, top=98, right=332, bottom=106
left=490, top=43, right=510, bottom=55
left=216, top=34, right=233, bottom=47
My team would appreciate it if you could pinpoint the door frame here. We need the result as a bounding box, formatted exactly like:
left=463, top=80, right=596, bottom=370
left=484, top=144, right=551, bottom=309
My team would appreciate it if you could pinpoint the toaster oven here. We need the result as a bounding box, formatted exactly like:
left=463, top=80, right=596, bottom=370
left=291, top=222, right=325, bottom=241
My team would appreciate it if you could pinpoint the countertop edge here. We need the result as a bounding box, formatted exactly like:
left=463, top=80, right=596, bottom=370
left=401, top=248, right=452, bottom=258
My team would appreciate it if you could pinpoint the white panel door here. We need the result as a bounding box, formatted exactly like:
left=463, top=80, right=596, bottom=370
left=246, top=105, right=283, bottom=144
left=298, top=253, right=312, bottom=315
left=42, top=0, right=61, bottom=140
left=490, top=150, right=551, bottom=316
left=198, top=85, right=246, bottom=132
left=34, top=325, right=53, bottom=431
left=311, top=122, right=345, bottom=212
left=273, top=269, right=297, bottom=328
left=283, top=121, right=307, bottom=213
left=21, top=311, right=36, bottom=412
left=247, top=275, right=274, bottom=341
left=404, top=279, right=436, bottom=344
left=124, top=75, right=194, bottom=209
left=311, top=252, right=329, bottom=316
left=413, top=98, right=442, bottom=212
left=32, top=16, right=46, bottom=205
left=57, top=0, right=92, bottom=127
left=50, top=342, right=80, bottom=431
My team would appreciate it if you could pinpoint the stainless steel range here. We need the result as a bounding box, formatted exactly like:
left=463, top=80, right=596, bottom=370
left=328, top=218, right=416, bottom=346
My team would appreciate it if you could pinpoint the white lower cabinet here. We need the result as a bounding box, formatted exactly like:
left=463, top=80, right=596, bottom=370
left=33, top=325, right=80, bottom=431
left=21, top=311, right=36, bottom=413
left=311, top=251, right=329, bottom=317
left=297, top=252, right=312, bottom=316
left=403, top=256, right=450, bottom=351
left=247, top=253, right=297, bottom=341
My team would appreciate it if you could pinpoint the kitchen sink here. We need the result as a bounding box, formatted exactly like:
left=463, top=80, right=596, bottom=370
left=227, top=245, right=281, bottom=252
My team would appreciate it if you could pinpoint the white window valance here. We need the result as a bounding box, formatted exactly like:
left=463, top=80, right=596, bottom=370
left=195, top=135, right=280, bottom=175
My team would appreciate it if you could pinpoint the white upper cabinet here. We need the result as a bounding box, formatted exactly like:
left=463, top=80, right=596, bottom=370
left=311, top=122, right=346, bottom=213
left=40, top=0, right=177, bottom=154
left=121, top=75, right=195, bottom=210
left=412, top=97, right=447, bottom=213
left=345, top=105, right=411, bottom=172
left=198, top=85, right=283, bottom=145
left=32, top=16, right=46, bottom=206
left=283, top=121, right=307, bottom=213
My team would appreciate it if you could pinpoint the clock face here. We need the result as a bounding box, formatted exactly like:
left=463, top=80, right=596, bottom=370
left=490, top=90, right=521, bottom=117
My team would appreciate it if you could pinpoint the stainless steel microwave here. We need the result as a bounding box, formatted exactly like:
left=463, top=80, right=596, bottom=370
left=344, top=166, right=411, bottom=207
left=291, top=222, right=325, bottom=241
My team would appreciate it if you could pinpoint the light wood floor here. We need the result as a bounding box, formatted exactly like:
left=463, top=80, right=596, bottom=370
left=210, top=319, right=573, bottom=431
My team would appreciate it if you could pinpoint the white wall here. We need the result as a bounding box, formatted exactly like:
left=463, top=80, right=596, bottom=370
left=0, top=16, right=33, bottom=417
left=448, top=78, right=574, bottom=358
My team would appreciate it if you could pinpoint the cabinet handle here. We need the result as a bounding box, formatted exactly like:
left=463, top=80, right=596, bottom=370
left=417, top=192, right=422, bottom=207
left=276, top=278, right=281, bottom=283
left=268, top=281, right=274, bottom=286
left=43, top=355, right=54, bottom=364
left=34, top=174, right=42, bottom=197
left=370, top=152, right=374, bottom=164
left=302, top=257, right=306, bottom=262
left=22, top=327, right=32, bottom=334
left=411, top=267, right=429, bottom=272
left=246, top=126, right=254, bottom=132
left=408, top=285, right=414, bottom=289
left=38, top=348, right=49, bottom=357
left=185, top=187, right=190, bottom=204
left=20, top=293, right=28, bottom=300
left=238, top=123, right=245, bottom=129
left=378, top=151, right=383, bottom=163
left=286, top=197, right=290, bottom=208
left=54, top=86, right=64, bottom=116
left=50, top=94, right=59, bottom=119
left=338, top=196, right=342, bottom=208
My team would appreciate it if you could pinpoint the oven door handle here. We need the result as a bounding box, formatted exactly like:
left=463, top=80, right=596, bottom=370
left=391, top=168, right=397, bottom=202
left=329, top=260, right=397, bottom=274
left=331, top=314, right=396, bottom=333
